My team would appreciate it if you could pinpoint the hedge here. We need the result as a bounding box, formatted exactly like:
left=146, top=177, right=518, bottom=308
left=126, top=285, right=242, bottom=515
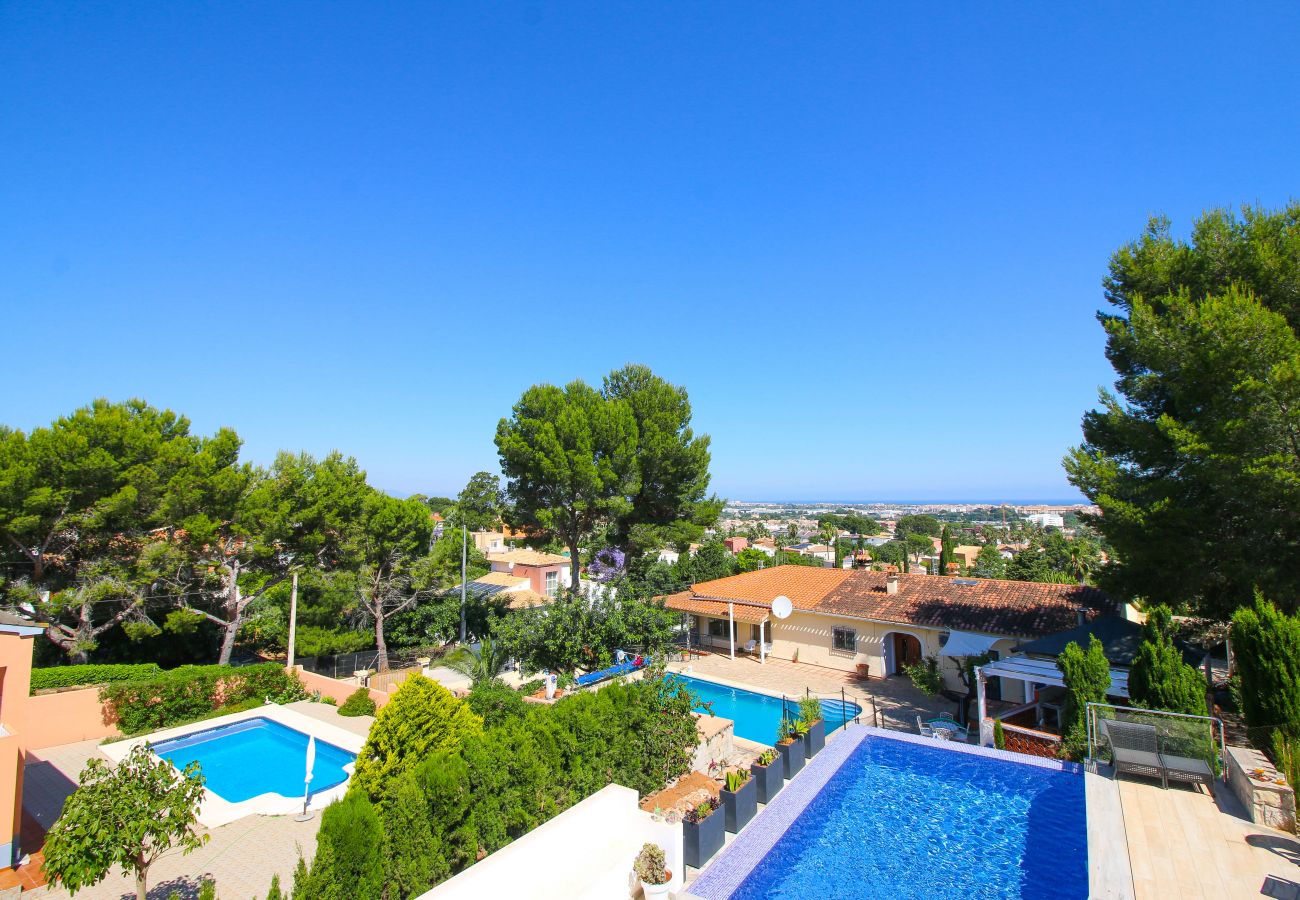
left=100, top=663, right=307, bottom=735
left=30, top=663, right=163, bottom=693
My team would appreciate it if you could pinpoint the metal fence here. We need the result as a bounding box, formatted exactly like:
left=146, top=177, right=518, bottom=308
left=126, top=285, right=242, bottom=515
left=1086, top=702, right=1227, bottom=776
left=297, top=645, right=448, bottom=680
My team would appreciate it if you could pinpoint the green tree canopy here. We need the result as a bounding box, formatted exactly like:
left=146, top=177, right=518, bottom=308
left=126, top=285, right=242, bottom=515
left=895, top=514, right=942, bottom=539
left=1127, top=604, right=1208, bottom=716
left=449, top=471, right=503, bottom=532
left=42, top=744, right=207, bottom=900
left=496, top=380, right=639, bottom=588
left=1066, top=204, right=1300, bottom=617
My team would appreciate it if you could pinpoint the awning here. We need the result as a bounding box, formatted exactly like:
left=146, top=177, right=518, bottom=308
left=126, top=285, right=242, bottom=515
left=940, top=630, right=1001, bottom=658
left=978, top=654, right=1129, bottom=699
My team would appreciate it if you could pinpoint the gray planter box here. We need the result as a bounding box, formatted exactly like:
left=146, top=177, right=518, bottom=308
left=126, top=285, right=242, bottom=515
left=683, top=805, right=726, bottom=868
left=802, top=718, right=825, bottom=758
left=779, top=738, right=805, bottom=779
left=752, top=758, right=783, bottom=804
left=721, top=776, right=757, bottom=833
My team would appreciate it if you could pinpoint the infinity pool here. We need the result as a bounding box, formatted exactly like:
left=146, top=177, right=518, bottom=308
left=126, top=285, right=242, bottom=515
left=151, top=717, right=356, bottom=803
left=691, top=727, right=1088, bottom=899
left=670, top=674, right=861, bottom=744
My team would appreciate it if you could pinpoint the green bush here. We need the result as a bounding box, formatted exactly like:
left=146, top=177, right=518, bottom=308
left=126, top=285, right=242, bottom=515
left=993, top=719, right=1006, bottom=751
left=466, top=681, right=529, bottom=728
left=31, top=663, right=163, bottom=693
left=1058, top=636, right=1111, bottom=758
left=1128, top=605, right=1209, bottom=717
left=351, top=676, right=483, bottom=801
left=338, top=688, right=377, bottom=718
left=313, top=792, right=384, bottom=900
left=1232, top=595, right=1300, bottom=737
left=100, top=663, right=307, bottom=735
left=902, top=657, right=942, bottom=696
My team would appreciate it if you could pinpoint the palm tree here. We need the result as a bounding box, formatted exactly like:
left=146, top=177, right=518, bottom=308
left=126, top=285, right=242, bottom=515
left=443, top=636, right=510, bottom=687
left=1064, top=542, right=1094, bottom=585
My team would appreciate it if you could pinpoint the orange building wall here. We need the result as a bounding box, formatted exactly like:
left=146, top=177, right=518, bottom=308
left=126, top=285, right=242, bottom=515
left=24, top=688, right=120, bottom=750
left=0, top=632, right=37, bottom=866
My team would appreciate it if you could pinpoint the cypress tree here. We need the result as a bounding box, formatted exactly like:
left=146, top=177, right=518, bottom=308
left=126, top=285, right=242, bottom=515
left=1232, top=595, right=1300, bottom=737
left=314, top=792, right=384, bottom=900
left=1128, top=605, right=1208, bottom=716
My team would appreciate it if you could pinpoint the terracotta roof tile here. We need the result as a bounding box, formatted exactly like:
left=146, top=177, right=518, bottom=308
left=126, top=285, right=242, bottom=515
left=688, top=566, right=852, bottom=610
left=816, top=572, right=1110, bottom=638
left=487, top=549, right=569, bottom=566
left=473, top=572, right=530, bottom=588
left=663, top=592, right=770, bottom=623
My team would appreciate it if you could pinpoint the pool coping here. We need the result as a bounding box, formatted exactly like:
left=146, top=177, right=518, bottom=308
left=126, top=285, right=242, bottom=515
left=100, top=703, right=366, bottom=827
left=688, top=724, right=1110, bottom=899
left=669, top=671, right=864, bottom=745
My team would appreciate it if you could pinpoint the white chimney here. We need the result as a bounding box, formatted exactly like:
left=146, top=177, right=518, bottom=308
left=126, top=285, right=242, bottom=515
left=886, top=573, right=900, bottom=595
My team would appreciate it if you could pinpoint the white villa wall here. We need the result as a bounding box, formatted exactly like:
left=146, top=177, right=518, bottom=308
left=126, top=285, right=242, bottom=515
left=419, top=784, right=684, bottom=899
left=694, top=611, right=1025, bottom=697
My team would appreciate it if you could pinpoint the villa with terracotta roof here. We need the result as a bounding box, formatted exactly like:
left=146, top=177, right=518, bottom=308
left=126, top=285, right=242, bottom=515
left=664, top=565, right=1111, bottom=700
left=486, top=548, right=571, bottom=598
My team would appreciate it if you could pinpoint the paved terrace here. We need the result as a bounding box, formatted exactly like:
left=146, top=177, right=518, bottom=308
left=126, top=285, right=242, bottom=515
left=16, top=701, right=376, bottom=900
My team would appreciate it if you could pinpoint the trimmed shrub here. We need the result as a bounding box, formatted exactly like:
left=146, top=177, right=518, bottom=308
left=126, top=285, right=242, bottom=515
left=314, top=792, right=384, bottom=900
left=1058, top=636, right=1111, bottom=758
left=1128, top=606, right=1209, bottom=716
left=351, top=676, right=483, bottom=801
left=1232, top=595, right=1300, bottom=737
left=466, top=681, right=528, bottom=728
left=993, top=719, right=1007, bottom=751
left=381, top=770, right=438, bottom=897
left=338, top=688, right=377, bottom=718
left=30, top=663, right=163, bottom=693
left=100, top=663, right=307, bottom=735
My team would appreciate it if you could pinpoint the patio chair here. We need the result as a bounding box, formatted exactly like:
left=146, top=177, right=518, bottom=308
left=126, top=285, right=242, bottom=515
left=1100, top=720, right=1166, bottom=788
left=1161, top=752, right=1215, bottom=796
left=916, top=715, right=933, bottom=738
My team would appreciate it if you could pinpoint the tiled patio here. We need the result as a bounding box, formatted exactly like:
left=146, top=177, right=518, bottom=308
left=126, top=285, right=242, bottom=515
left=1117, top=775, right=1300, bottom=899
left=16, top=697, right=374, bottom=900
left=666, top=651, right=965, bottom=737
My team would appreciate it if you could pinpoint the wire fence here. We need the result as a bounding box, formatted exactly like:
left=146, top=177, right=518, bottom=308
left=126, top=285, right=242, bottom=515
left=1086, top=702, right=1226, bottom=776
left=297, top=645, right=449, bottom=680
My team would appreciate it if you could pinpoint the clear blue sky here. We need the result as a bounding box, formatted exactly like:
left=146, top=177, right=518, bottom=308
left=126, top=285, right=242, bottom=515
left=3, top=3, right=1297, bottom=502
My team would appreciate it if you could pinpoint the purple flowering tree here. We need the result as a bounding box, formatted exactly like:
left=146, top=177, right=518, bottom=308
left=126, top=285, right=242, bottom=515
left=587, top=547, right=626, bottom=582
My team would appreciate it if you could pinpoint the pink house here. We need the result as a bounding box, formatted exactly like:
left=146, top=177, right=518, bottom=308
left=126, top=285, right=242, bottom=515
left=723, top=536, right=749, bottom=553
left=486, top=549, right=571, bottom=598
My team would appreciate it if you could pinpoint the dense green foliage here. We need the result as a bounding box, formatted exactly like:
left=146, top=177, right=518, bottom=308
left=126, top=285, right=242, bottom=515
left=351, top=675, right=484, bottom=800
left=338, top=687, right=377, bottom=717
left=1232, top=596, right=1300, bottom=743
left=30, top=662, right=162, bottom=692
left=1066, top=204, right=1300, bottom=616
left=895, top=514, right=942, bottom=538
left=1127, top=606, right=1208, bottom=716
left=313, top=792, right=385, bottom=900
left=302, top=672, right=699, bottom=899
left=902, top=657, right=942, bottom=695
left=99, top=663, right=307, bottom=734
left=496, top=366, right=718, bottom=588
left=1058, top=636, right=1112, bottom=757
left=42, top=744, right=207, bottom=900
left=492, top=590, right=677, bottom=673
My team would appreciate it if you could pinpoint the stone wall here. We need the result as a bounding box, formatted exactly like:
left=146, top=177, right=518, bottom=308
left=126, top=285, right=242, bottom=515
left=1227, top=744, right=1296, bottom=833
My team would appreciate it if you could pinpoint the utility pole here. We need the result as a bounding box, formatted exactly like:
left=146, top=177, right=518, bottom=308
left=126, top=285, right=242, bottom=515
left=287, top=571, right=299, bottom=670
left=460, top=521, right=468, bottom=643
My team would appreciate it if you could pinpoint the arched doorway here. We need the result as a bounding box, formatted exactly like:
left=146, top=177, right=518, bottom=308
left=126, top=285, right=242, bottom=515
left=883, top=632, right=923, bottom=675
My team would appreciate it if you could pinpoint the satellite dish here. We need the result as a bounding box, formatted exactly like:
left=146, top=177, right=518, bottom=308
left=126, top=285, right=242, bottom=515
left=771, top=595, right=793, bottom=620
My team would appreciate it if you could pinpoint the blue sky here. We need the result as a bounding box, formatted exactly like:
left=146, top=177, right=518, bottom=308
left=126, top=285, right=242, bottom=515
left=2, top=3, right=1297, bottom=501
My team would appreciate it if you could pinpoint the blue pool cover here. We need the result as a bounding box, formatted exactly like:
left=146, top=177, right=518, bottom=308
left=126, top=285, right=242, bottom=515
left=574, top=655, right=649, bottom=686
left=691, top=727, right=1088, bottom=899
left=669, top=674, right=861, bottom=744
left=151, top=717, right=356, bottom=803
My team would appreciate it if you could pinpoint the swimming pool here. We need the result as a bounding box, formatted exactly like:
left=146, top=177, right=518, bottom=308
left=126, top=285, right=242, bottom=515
left=691, top=726, right=1088, bottom=899
left=151, top=717, right=356, bottom=803
left=670, top=674, right=861, bottom=744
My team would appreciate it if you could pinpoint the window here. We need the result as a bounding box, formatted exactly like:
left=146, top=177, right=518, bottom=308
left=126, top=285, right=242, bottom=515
left=708, top=618, right=731, bottom=639
left=544, top=570, right=558, bottom=597
left=832, top=626, right=856, bottom=653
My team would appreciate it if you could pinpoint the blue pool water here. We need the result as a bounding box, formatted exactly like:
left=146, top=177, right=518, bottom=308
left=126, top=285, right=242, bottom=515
left=670, top=674, right=861, bottom=744
left=694, top=730, right=1088, bottom=899
left=151, top=717, right=356, bottom=803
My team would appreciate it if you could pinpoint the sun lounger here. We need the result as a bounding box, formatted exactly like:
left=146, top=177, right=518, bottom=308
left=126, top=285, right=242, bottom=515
left=916, top=715, right=933, bottom=738
left=573, top=653, right=650, bottom=688
left=1101, top=720, right=1166, bottom=788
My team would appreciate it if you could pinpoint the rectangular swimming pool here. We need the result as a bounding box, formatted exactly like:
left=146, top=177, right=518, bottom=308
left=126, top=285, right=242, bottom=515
left=690, top=726, right=1088, bottom=899
left=151, top=717, right=356, bottom=803
left=670, top=674, right=861, bottom=745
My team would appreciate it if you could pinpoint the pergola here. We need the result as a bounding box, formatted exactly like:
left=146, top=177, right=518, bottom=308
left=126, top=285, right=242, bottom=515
left=975, top=654, right=1130, bottom=745
left=666, top=594, right=772, bottom=663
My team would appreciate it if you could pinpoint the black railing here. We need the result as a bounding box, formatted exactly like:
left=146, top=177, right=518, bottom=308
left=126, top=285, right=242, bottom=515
left=297, top=645, right=448, bottom=680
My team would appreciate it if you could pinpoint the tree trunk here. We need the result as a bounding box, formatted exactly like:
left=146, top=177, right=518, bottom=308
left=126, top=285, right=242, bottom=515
left=569, top=539, right=581, bottom=594
left=134, top=864, right=147, bottom=900
left=375, top=604, right=389, bottom=672
left=216, top=562, right=243, bottom=666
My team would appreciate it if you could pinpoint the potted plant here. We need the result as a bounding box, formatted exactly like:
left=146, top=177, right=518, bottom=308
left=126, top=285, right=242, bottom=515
left=720, top=768, right=757, bottom=833
left=776, top=718, right=805, bottom=779
left=798, top=696, right=826, bottom=759
left=751, top=748, right=783, bottom=804
left=682, top=798, right=725, bottom=868
left=633, top=842, right=671, bottom=899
